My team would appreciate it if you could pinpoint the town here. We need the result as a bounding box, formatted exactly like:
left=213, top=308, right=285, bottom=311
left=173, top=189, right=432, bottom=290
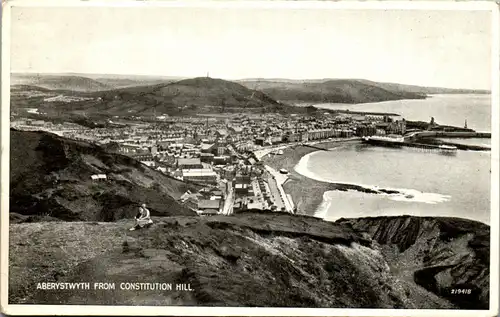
left=11, top=110, right=409, bottom=216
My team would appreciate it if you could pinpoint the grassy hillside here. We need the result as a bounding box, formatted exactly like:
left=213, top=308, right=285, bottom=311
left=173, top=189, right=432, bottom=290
left=10, top=129, right=200, bottom=222
left=34, top=77, right=288, bottom=116
left=9, top=212, right=455, bottom=308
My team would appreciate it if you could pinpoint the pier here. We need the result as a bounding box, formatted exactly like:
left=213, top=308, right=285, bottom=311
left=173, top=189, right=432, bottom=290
left=363, top=136, right=459, bottom=153
left=400, top=142, right=457, bottom=153
left=405, top=131, right=491, bottom=142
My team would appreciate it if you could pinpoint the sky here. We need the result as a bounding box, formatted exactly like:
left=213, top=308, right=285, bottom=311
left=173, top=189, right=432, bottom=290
left=10, top=4, right=494, bottom=89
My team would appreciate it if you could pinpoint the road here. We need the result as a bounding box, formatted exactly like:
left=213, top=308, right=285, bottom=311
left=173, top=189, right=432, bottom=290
left=264, top=166, right=294, bottom=213
left=221, top=181, right=234, bottom=215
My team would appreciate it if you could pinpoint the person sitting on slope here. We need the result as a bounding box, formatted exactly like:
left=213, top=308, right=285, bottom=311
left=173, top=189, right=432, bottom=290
left=129, top=203, right=153, bottom=231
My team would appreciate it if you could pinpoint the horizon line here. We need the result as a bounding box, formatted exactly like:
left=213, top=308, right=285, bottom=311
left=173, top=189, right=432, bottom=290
left=10, top=70, right=492, bottom=92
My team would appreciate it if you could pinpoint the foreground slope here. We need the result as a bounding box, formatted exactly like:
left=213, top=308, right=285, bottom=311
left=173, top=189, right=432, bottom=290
left=9, top=213, right=456, bottom=308
left=10, top=129, right=200, bottom=222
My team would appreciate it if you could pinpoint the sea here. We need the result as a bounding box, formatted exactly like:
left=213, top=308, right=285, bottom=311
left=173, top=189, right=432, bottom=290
left=295, top=94, right=493, bottom=225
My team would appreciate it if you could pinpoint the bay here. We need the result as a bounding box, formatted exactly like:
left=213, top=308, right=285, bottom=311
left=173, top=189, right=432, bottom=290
left=294, top=94, right=492, bottom=224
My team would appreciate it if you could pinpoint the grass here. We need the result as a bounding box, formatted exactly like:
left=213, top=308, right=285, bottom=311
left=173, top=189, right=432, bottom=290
left=9, top=221, right=129, bottom=303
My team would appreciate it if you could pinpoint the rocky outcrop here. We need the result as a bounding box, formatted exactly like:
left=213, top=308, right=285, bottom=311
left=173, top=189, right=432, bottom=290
left=337, top=216, right=490, bottom=309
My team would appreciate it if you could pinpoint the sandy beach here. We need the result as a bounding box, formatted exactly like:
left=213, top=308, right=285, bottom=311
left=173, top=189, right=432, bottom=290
left=260, top=138, right=361, bottom=217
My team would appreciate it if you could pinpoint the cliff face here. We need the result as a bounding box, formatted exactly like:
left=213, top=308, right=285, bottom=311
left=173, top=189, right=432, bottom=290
left=337, top=216, right=490, bottom=310
left=10, top=212, right=456, bottom=308
left=10, top=130, right=200, bottom=222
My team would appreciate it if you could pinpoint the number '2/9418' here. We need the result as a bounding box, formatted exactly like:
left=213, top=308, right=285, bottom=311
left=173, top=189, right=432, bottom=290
left=451, top=289, right=472, bottom=295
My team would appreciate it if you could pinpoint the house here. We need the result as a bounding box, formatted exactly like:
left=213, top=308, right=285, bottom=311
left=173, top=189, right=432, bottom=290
left=197, top=199, right=221, bottom=214
left=90, top=174, right=107, bottom=181
left=183, top=169, right=218, bottom=184
left=255, top=137, right=266, bottom=146
left=200, top=153, right=215, bottom=163
left=213, top=156, right=230, bottom=165
left=229, top=126, right=243, bottom=134
left=200, top=143, right=215, bottom=153
left=156, top=167, right=167, bottom=173
left=199, top=209, right=218, bottom=216
left=177, top=158, right=203, bottom=169
left=149, top=145, right=158, bottom=156
left=141, top=161, right=155, bottom=167
left=132, top=153, right=154, bottom=161
left=235, top=183, right=249, bottom=195
left=235, top=172, right=251, bottom=182
left=216, top=129, right=228, bottom=137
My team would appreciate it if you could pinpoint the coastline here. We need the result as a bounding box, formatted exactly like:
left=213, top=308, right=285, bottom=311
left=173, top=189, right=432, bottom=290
left=260, top=137, right=491, bottom=225
left=259, top=138, right=361, bottom=217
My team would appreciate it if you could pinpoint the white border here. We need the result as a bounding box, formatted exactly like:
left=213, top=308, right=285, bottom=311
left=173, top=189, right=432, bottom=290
left=1, top=1, right=499, bottom=316
left=1, top=0, right=12, bottom=315
left=489, top=3, right=500, bottom=317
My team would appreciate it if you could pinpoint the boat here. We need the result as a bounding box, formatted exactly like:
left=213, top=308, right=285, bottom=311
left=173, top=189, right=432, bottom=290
left=279, top=168, right=289, bottom=174
left=438, top=144, right=458, bottom=155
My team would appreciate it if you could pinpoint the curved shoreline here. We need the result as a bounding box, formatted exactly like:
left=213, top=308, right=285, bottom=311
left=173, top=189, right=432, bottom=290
left=294, top=151, right=452, bottom=207
left=259, top=139, right=361, bottom=217
left=261, top=140, right=453, bottom=219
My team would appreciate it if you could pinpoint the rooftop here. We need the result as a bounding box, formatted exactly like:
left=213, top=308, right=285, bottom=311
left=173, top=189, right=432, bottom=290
left=198, top=200, right=221, bottom=209
left=177, top=158, right=202, bottom=165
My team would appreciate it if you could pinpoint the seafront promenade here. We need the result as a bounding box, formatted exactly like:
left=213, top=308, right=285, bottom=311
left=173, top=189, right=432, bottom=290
left=264, top=165, right=295, bottom=213
left=253, top=137, right=362, bottom=160
left=255, top=137, right=362, bottom=215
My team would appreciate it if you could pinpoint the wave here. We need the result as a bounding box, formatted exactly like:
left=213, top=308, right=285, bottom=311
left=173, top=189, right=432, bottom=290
left=295, top=151, right=451, bottom=208
left=314, top=191, right=334, bottom=219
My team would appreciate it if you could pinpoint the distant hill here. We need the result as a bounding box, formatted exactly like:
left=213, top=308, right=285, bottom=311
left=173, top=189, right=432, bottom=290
left=89, top=74, right=185, bottom=88
left=92, top=78, right=175, bottom=89
left=41, top=77, right=288, bottom=116
left=11, top=74, right=488, bottom=117
left=354, top=79, right=490, bottom=95
left=11, top=73, right=112, bottom=92
left=9, top=129, right=200, bottom=222
left=238, top=79, right=427, bottom=103
left=238, top=79, right=490, bottom=103
left=12, top=73, right=186, bottom=90
left=10, top=84, right=53, bottom=92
